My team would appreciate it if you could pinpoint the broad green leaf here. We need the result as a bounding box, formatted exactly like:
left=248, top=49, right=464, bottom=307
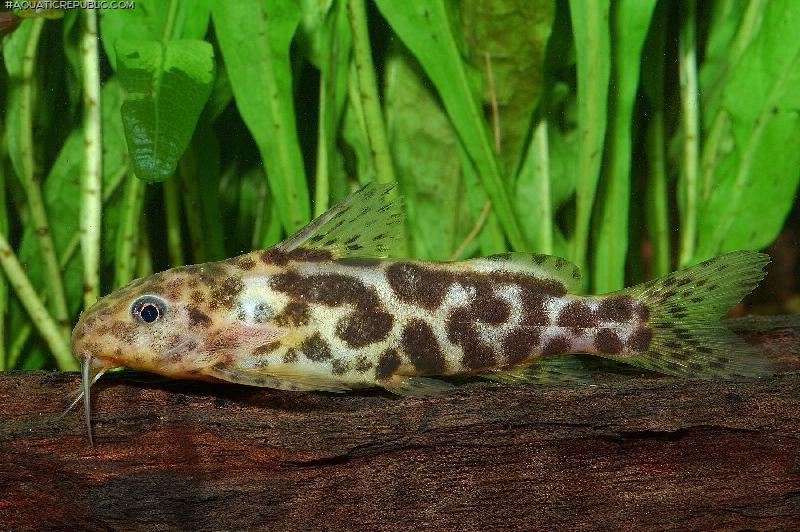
left=100, top=0, right=211, bottom=68
left=384, top=47, right=463, bottom=260
left=568, top=0, right=610, bottom=281
left=460, top=0, right=555, bottom=174
left=212, top=0, right=310, bottom=236
left=698, top=0, right=763, bottom=124
left=592, top=0, right=656, bottom=292
left=116, top=39, right=215, bottom=182
left=374, top=0, right=528, bottom=252
left=178, top=120, right=225, bottom=263
left=693, top=0, right=800, bottom=261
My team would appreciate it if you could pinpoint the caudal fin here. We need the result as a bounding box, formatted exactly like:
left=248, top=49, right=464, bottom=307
left=605, top=250, right=771, bottom=379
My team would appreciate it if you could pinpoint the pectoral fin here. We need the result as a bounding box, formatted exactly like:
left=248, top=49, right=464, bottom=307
left=205, top=363, right=352, bottom=393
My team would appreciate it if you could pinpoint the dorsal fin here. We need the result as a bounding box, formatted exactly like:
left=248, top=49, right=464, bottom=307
left=278, top=183, right=403, bottom=259
left=465, top=252, right=582, bottom=293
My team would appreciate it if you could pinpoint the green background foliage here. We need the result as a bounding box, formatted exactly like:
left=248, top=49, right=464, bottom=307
left=0, top=0, right=798, bottom=370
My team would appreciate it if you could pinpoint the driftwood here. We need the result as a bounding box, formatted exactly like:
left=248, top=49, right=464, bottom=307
left=1, top=316, right=799, bottom=531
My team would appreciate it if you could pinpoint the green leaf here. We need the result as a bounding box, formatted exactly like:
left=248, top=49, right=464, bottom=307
left=384, top=47, right=464, bottom=259
left=374, top=0, right=528, bottom=252
left=694, top=0, right=800, bottom=261
left=116, top=39, right=215, bottom=182
left=568, top=0, right=611, bottom=281
left=592, top=0, right=656, bottom=292
left=460, top=0, right=555, bottom=174
left=100, top=0, right=211, bottom=68
left=212, top=0, right=310, bottom=236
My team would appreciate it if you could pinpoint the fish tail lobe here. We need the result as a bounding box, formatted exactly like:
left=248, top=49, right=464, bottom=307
left=602, top=250, right=772, bottom=379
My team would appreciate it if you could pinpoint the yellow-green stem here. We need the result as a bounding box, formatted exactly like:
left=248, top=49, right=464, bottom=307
left=678, top=0, right=699, bottom=267
left=16, top=18, right=70, bottom=339
left=0, top=232, right=76, bottom=370
left=347, top=0, right=396, bottom=188
left=80, top=9, right=102, bottom=309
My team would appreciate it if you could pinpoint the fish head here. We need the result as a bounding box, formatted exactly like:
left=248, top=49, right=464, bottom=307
left=70, top=256, right=288, bottom=379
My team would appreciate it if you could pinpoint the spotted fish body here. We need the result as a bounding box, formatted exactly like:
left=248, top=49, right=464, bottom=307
left=70, top=184, right=770, bottom=441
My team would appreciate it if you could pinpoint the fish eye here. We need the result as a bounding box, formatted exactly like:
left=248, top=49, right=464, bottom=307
left=131, top=295, right=166, bottom=324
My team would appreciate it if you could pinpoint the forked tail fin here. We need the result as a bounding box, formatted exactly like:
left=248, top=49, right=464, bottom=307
left=602, top=250, right=771, bottom=379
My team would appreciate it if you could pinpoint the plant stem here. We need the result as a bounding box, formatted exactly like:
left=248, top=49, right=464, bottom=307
left=114, top=173, right=145, bottom=289
left=347, top=0, right=396, bottom=187
left=678, top=0, right=699, bottom=267
left=569, top=0, right=611, bottom=279
left=15, top=18, right=70, bottom=340
left=163, top=176, right=184, bottom=266
left=6, top=165, right=127, bottom=369
left=80, top=9, right=102, bottom=309
left=0, top=232, right=76, bottom=370
left=531, top=120, right=553, bottom=255
left=0, top=139, right=7, bottom=370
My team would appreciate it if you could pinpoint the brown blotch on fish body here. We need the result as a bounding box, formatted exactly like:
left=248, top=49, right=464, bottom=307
left=165, top=278, right=184, bottom=300
left=626, top=326, right=653, bottom=352
left=376, top=348, right=402, bottom=380
left=518, top=289, right=550, bottom=326
left=386, top=262, right=452, bottom=311
left=542, top=335, right=571, bottom=355
left=283, top=348, right=299, bottom=364
left=301, top=333, right=332, bottom=362
left=273, top=301, right=310, bottom=327
left=353, top=355, right=373, bottom=373
left=261, top=247, right=334, bottom=266
left=254, top=341, right=281, bottom=355
left=335, top=310, right=394, bottom=347
left=187, top=306, right=212, bottom=328
left=556, top=301, right=596, bottom=331
left=331, top=358, right=349, bottom=376
left=595, top=329, right=623, bottom=354
left=190, top=290, right=205, bottom=305
left=209, top=276, right=244, bottom=311
left=401, top=319, right=446, bottom=374
left=236, top=256, right=257, bottom=270
left=446, top=308, right=497, bottom=370
left=596, top=295, right=635, bottom=323
left=501, top=327, right=541, bottom=365
left=272, top=272, right=380, bottom=309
